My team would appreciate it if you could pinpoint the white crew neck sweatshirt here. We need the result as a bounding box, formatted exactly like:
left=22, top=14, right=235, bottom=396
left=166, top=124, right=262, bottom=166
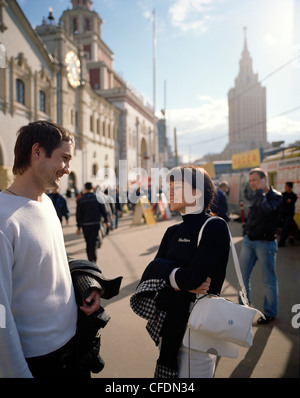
left=0, top=192, right=77, bottom=377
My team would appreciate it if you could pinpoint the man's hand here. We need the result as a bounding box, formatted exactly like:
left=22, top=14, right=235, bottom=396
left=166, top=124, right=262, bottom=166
left=80, top=289, right=101, bottom=316
left=188, top=277, right=211, bottom=295
left=257, top=178, right=269, bottom=193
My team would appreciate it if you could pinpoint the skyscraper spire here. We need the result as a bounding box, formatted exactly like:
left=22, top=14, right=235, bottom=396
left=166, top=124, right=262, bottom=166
left=243, top=26, right=249, bottom=55
left=237, top=26, right=253, bottom=82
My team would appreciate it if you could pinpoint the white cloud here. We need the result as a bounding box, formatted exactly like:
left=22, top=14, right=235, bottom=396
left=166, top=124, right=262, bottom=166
left=268, top=116, right=300, bottom=145
left=166, top=96, right=229, bottom=159
left=263, top=34, right=277, bottom=46
left=168, top=0, right=219, bottom=33
left=168, top=96, right=228, bottom=136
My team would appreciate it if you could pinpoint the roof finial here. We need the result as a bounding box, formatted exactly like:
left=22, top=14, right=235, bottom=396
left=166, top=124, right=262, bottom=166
left=243, top=26, right=248, bottom=52
left=48, top=7, right=55, bottom=24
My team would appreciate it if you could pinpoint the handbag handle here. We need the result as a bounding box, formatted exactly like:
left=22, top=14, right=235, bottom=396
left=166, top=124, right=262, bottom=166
left=197, top=217, right=249, bottom=306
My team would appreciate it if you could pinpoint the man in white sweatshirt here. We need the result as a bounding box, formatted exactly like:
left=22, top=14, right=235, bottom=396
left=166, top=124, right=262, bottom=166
left=0, top=121, right=101, bottom=378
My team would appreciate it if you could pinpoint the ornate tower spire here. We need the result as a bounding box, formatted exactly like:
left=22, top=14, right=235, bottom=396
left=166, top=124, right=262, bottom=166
left=71, top=0, right=93, bottom=10
left=243, top=26, right=248, bottom=54
left=237, top=26, right=254, bottom=85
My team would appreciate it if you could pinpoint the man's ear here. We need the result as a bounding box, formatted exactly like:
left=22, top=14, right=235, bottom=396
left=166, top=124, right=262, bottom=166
left=31, top=143, right=42, bottom=160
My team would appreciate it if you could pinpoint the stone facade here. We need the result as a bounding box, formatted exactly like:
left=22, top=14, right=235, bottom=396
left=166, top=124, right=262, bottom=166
left=0, top=0, right=158, bottom=192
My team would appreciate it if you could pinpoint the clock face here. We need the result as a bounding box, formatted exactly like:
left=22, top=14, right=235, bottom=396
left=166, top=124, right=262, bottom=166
left=65, top=51, right=81, bottom=88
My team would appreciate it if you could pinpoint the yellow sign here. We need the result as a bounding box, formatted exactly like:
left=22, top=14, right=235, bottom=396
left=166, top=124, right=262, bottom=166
left=201, top=162, right=215, bottom=178
left=131, top=195, right=156, bottom=226
left=232, top=148, right=262, bottom=170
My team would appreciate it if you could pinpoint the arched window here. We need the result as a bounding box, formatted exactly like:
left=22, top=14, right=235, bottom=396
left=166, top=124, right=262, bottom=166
left=73, top=18, right=78, bottom=34
left=16, top=79, right=24, bottom=104
left=39, top=90, right=46, bottom=112
left=92, top=163, right=98, bottom=176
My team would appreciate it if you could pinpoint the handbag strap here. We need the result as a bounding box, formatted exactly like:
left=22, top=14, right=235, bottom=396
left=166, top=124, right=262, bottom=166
left=197, top=217, right=249, bottom=306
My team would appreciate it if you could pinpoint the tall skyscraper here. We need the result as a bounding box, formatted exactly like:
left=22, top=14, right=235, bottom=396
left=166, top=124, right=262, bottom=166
left=222, top=28, right=268, bottom=158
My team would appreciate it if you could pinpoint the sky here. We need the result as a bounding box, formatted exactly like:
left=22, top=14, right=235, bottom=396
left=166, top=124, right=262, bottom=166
left=19, top=0, right=300, bottom=162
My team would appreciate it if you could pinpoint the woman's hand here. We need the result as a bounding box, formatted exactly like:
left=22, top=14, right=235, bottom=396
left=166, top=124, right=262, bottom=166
left=188, top=277, right=211, bottom=295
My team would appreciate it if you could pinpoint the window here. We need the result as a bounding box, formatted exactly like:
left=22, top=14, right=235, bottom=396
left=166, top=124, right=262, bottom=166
left=16, top=79, right=24, bottom=104
left=92, top=163, right=98, bottom=176
left=73, top=18, right=78, bottom=34
left=39, top=90, right=46, bottom=112
left=85, top=18, right=90, bottom=32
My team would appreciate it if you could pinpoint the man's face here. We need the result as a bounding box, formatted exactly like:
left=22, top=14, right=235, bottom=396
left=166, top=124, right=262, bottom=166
left=249, top=172, right=263, bottom=192
left=285, top=184, right=292, bottom=193
left=37, top=141, right=73, bottom=190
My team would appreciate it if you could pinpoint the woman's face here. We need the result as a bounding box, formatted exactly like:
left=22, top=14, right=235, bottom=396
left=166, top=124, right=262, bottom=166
left=168, top=181, right=197, bottom=213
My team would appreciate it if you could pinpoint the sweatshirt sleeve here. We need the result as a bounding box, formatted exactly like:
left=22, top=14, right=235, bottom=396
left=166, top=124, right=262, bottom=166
left=0, top=230, right=33, bottom=378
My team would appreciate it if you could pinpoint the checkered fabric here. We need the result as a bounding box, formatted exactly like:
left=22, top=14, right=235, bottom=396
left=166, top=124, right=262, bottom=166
left=72, top=273, right=102, bottom=300
left=130, top=279, right=167, bottom=346
left=130, top=278, right=180, bottom=378
left=154, top=364, right=178, bottom=378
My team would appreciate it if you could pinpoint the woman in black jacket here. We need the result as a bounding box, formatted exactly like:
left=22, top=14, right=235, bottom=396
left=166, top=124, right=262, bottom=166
left=131, top=166, right=230, bottom=378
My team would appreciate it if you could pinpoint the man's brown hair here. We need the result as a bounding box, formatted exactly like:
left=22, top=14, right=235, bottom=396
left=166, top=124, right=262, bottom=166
left=13, top=120, right=74, bottom=175
left=249, top=167, right=267, bottom=179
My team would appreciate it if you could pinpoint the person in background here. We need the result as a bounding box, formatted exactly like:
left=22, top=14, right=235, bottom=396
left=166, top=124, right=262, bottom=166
left=104, top=188, right=116, bottom=232
left=239, top=168, right=282, bottom=325
left=114, top=187, right=122, bottom=228
left=76, top=182, right=109, bottom=263
left=48, top=187, right=70, bottom=224
left=211, top=181, right=230, bottom=222
left=278, top=182, right=298, bottom=247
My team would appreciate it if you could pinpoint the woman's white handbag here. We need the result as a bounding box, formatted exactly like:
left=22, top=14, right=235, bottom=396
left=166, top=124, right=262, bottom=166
left=182, top=217, right=264, bottom=358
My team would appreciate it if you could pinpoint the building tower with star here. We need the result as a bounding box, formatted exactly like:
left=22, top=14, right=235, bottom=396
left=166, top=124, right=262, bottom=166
left=222, top=28, right=268, bottom=159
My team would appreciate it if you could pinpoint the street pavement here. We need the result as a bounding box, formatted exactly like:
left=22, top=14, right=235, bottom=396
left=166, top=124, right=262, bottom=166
left=63, top=198, right=300, bottom=379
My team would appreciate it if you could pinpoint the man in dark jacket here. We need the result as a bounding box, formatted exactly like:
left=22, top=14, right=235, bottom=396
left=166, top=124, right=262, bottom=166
left=239, top=168, right=282, bottom=324
left=48, top=188, right=70, bottom=224
left=278, top=182, right=298, bottom=247
left=76, top=182, right=109, bottom=263
left=211, top=181, right=230, bottom=222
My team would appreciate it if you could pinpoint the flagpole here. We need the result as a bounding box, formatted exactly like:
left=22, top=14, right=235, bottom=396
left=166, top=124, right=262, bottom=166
left=153, top=8, right=157, bottom=166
